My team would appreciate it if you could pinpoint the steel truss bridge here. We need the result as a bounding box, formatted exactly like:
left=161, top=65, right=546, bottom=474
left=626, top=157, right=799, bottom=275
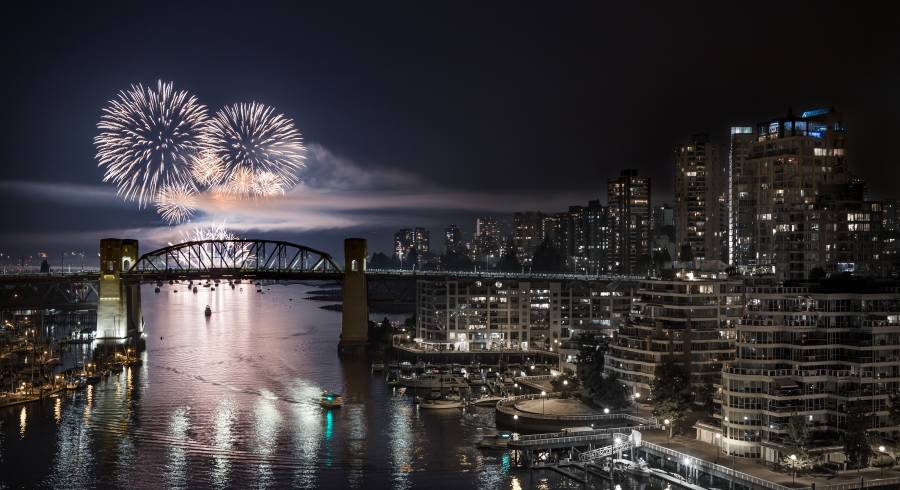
left=124, top=239, right=342, bottom=281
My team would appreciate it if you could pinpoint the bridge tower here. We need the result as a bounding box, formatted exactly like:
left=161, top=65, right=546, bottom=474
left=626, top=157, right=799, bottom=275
left=339, top=238, right=369, bottom=354
left=97, top=238, right=142, bottom=341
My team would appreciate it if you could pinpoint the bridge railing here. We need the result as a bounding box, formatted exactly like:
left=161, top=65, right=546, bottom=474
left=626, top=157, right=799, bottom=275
left=366, top=268, right=645, bottom=281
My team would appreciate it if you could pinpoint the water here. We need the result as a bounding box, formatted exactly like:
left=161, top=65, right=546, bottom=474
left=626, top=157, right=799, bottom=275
left=0, top=284, right=664, bottom=489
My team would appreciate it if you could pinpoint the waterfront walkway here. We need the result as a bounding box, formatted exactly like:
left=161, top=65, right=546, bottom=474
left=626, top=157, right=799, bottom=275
left=642, top=431, right=900, bottom=490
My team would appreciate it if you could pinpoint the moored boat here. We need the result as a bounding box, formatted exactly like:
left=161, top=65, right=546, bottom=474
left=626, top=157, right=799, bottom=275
left=417, top=397, right=463, bottom=409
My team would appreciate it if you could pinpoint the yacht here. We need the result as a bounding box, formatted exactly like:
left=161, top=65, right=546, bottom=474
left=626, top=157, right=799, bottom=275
left=401, top=374, right=467, bottom=390
left=417, top=392, right=463, bottom=409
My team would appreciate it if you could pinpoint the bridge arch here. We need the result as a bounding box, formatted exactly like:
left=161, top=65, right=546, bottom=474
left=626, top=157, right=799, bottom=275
left=127, top=239, right=341, bottom=276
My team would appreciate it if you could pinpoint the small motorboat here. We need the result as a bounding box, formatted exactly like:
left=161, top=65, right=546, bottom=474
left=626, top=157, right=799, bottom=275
left=320, top=391, right=343, bottom=408
left=471, top=395, right=505, bottom=407
left=154, top=286, right=160, bottom=293
left=418, top=398, right=463, bottom=409
left=193, top=287, right=198, bottom=293
left=478, top=431, right=513, bottom=449
left=204, top=305, right=212, bottom=317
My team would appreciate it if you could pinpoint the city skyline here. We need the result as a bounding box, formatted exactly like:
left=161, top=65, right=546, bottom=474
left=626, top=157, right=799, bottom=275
left=2, top=3, right=900, bottom=261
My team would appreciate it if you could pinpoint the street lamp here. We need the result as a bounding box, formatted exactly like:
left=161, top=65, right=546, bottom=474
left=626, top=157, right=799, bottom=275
left=789, top=454, right=797, bottom=485
left=604, top=407, right=610, bottom=415
left=880, top=446, right=887, bottom=478
left=541, top=391, right=546, bottom=415
left=664, top=418, right=671, bottom=442
left=513, top=413, right=519, bottom=435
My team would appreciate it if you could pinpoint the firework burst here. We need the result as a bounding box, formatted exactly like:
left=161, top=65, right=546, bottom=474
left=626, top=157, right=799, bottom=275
left=181, top=222, right=238, bottom=242
left=203, top=102, right=305, bottom=192
left=154, top=183, right=198, bottom=224
left=94, top=80, right=209, bottom=206
left=225, top=167, right=256, bottom=197
left=251, top=171, right=286, bottom=196
left=190, top=150, right=225, bottom=187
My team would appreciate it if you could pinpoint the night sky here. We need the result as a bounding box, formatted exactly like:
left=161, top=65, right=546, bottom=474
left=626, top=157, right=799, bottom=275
left=1, top=2, right=898, bottom=263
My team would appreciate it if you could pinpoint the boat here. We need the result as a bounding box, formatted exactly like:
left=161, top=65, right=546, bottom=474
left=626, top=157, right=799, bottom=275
left=193, top=287, right=198, bottom=293
left=65, top=378, right=85, bottom=390
left=478, top=431, right=513, bottom=449
left=85, top=373, right=101, bottom=384
left=110, top=363, right=123, bottom=374
left=401, top=374, right=467, bottom=390
left=417, top=396, right=463, bottom=409
left=471, top=395, right=505, bottom=407
left=211, top=286, right=216, bottom=291
left=320, top=391, right=343, bottom=408
left=613, top=458, right=650, bottom=477
left=204, top=305, right=212, bottom=317
left=154, top=286, right=160, bottom=293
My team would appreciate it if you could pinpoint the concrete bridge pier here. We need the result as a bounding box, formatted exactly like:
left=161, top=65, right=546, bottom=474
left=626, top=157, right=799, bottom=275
left=96, top=238, right=142, bottom=345
left=338, top=238, right=369, bottom=355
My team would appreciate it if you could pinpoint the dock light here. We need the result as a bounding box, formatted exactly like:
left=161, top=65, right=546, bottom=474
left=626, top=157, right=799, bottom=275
left=529, top=365, right=534, bottom=370
left=563, top=380, right=568, bottom=386
left=540, top=391, right=546, bottom=397
left=664, top=418, right=670, bottom=425
left=513, top=414, right=518, bottom=420
left=604, top=408, right=610, bottom=414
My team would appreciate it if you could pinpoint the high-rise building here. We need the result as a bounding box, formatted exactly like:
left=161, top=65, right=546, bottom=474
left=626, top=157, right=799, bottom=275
left=513, top=212, right=546, bottom=265
left=556, top=206, right=587, bottom=271
left=731, top=108, right=849, bottom=274
left=393, top=227, right=430, bottom=265
left=771, top=182, right=882, bottom=280
left=674, top=134, right=726, bottom=261
left=883, top=200, right=900, bottom=274
left=416, top=278, right=631, bottom=353
left=728, top=126, right=754, bottom=265
left=717, top=280, right=900, bottom=461
left=475, top=217, right=503, bottom=264
left=604, top=270, right=744, bottom=398
left=608, top=169, right=651, bottom=274
left=652, top=204, right=675, bottom=231
left=444, top=224, right=462, bottom=254
left=584, top=200, right=612, bottom=274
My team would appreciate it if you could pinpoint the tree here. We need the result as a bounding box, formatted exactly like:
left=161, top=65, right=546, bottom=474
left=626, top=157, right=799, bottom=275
left=404, top=250, right=419, bottom=269
left=369, top=252, right=393, bottom=269
left=653, top=248, right=672, bottom=268
left=678, top=244, right=694, bottom=262
left=844, top=407, right=873, bottom=471
left=550, top=374, right=579, bottom=398
left=781, top=414, right=815, bottom=471
left=585, top=373, right=631, bottom=411
left=531, top=235, right=566, bottom=273
left=808, top=267, right=826, bottom=282
left=498, top=239, right=521, bottom=272
left=651, top=357, right=692, bottom=436
left=441, top=251, right=474, bottom=271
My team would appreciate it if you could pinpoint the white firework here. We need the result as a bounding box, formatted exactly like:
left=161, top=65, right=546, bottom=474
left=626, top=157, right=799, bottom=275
left=203, top=102, right=305, bottom=193
left=251, top=171, right=286, bottom=196
left=154, top=183, right=198, bottom=224
left=94, top=80, right=208, bottom=206
left=225, top=167, right=256, bottom=197
left=181, top=222, right=238, bottom=242
left=190, top=150, right=225, bottom=187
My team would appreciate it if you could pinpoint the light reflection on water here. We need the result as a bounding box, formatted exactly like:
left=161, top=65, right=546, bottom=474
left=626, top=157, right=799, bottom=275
left=1, top=284, right=660, bottom=489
